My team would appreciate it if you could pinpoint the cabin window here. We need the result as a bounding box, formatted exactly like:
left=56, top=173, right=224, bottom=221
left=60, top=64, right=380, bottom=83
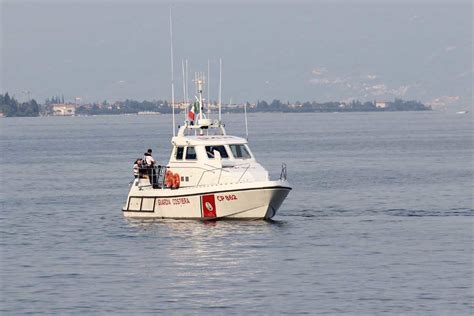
left=205, top=145, right=229, bottom=159
left=230, top=144, right=251, bottom=159
left=176, top=146, right=184, bottom=160
left=185, top=146, right=197, bottom=160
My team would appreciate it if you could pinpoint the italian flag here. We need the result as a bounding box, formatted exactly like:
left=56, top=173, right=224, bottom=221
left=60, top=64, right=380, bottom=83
left=188, top=102, right=198, bottom=122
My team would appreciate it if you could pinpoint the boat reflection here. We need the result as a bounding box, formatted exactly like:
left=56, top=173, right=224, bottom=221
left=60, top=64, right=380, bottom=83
left=123, top=218, right=288, bottom=306
left=124, top=218, right=285, bottom=237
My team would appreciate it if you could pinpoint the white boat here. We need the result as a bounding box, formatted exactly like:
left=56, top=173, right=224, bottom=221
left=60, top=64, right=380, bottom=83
left=456, top=110, right=468, bottom=114
left=122, top=77, right=291, bottom=220
left=137, top=111, right=161, bottom=115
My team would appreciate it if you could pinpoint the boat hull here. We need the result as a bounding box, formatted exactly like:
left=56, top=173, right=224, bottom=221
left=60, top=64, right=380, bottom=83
left=122, top=181, right=291, bottom=220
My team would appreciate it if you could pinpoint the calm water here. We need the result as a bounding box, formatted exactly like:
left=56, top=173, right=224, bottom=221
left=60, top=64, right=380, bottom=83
left=1, top=112, right=473, bottom=314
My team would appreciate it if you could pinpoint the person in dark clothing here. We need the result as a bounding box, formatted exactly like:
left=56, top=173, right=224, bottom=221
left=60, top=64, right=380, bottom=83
left=133, top=159, right=140, bottom=178
left=133, top=159, right=146, bottom=179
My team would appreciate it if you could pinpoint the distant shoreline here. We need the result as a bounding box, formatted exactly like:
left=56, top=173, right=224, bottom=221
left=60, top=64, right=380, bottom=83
left=0, top=108, right=435, bottom=118
left=1, top=110, right=442, bottom=119
left=1, top=93, right=431, bottom=117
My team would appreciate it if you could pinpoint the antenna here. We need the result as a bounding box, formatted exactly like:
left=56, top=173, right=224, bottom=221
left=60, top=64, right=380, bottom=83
left=244, top=101, right=249, bottom=140
left=181, top=59, right=186, bottom=121
left=196, top=72, right=205, bottom=121
left=185, top=59, right=189, bottom=106
left=186, top=59, right=189, bottom=120
left=184, top=59, right=191, bottom=119
left=218, top=58, right=222, bottom=122
left=169, top=6, right=176, bottom=136
left=207, top=59, right=210, bottom=117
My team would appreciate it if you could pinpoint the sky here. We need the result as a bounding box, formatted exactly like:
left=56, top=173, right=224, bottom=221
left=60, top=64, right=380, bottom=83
left=1, top=1, right=472, bottom=109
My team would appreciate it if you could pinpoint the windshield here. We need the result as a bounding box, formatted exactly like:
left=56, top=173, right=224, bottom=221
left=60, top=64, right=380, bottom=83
left=185, top=146, right=197, bottom=160
left=175, top=146, right=184, bottom=160
left=229, top=144, right=251, bottom=159
left=205, top=145, right=229, bottom=159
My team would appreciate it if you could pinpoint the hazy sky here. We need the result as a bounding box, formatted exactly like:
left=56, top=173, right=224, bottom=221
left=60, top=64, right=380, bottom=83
left=1, top=1, right=472, bottom=109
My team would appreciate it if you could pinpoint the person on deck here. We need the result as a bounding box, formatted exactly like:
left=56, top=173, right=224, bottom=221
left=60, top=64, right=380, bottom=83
left=143, top=149, right=156, bottom=167
left=143, top=149, right=157, bottom=186
left=133, top=159, right=140, bottom=178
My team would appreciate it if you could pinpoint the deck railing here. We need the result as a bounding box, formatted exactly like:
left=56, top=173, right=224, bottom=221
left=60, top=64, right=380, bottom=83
left=280, top=163, right=287, bottom=181
left=195, top=163, right=251, bottom=186
left=134, top=162, right=288, bottom=189
left=135, top=166, right=167, bottom=189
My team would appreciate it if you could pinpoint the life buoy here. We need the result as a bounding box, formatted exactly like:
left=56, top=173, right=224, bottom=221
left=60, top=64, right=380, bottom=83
left=173, top=173, right=180, bottom=189
left=165, top=170, right=174, bottom=188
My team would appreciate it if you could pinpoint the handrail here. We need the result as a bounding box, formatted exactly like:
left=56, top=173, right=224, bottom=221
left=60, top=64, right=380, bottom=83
left=196, top=165, right=226, bottom=186
left=280, top=163, right=287, bottom=181
left=134, top=162, right=257, bottom=189
left=237, top=163, right=251, bottom=183
left=197, top=162, right=251, bottom=186
left=135, top=166, right=166, bottom=189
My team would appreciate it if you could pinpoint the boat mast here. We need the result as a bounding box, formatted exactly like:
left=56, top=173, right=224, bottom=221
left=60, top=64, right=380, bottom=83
left=185, top=59, right=189, bottom=121
left=218, top=58, right=222, bottom=123
left=169, top=6, right=176, bottom=136
left=181, top=60, right=186, bottom=122
left=197, top=72, right=204, bottom=122
left=244, top=101, right=249, bottom=140
left=207, top=59, right=211, bottom=118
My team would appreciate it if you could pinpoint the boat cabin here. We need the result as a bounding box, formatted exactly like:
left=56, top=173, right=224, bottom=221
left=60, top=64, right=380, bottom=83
left=166, top=121, right=269, bottom=187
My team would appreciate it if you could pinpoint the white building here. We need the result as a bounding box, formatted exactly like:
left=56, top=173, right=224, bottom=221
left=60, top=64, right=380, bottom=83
left=375, top=101, right=387, bottom=109
left=52, top=104, right=75, bottom=116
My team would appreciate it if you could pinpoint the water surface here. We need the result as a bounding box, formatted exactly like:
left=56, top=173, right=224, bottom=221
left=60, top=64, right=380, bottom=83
left=1, top=112, right=472, bottom=314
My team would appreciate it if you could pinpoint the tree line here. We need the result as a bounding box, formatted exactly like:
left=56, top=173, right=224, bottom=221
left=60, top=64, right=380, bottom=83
left=0, top=93, right=40, bottom=117
left=246, top=99, right=429, bottom=113
left=76, top=98, right=429, bottom=115
left=75, top=99, right=172, bottom=115
left=0, top=92, right=430, bottom=117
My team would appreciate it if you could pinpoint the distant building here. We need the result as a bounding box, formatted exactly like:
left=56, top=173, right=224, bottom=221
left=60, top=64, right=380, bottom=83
left=177, top=102, right=188, bottom=110
left=375, top=101, right=387, bottom=109
left=52, top=104, right=75, bottom=116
